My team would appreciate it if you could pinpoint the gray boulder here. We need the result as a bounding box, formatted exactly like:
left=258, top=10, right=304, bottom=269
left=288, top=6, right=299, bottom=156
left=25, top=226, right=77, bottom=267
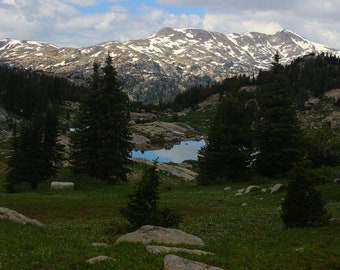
left=270, top=183, right=284, bottom=194
left=116, top=225, right=205, bottom=246
left=50, top=181, right=74, bottom=190
left=86, top=256, right=115, bottom=264
left=244, top=185, right=260, bottom=195
left=164, top=255, right=223, bottom=270
left=0, top=207, right=43, bottom=226
left=146, top=245, right=214, bottom=256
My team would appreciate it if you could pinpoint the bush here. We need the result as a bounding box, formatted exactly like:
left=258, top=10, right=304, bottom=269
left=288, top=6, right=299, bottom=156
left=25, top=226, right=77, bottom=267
left=281, top=159, right=330, bottom=227
left=120, top=164, right=182, bottom=229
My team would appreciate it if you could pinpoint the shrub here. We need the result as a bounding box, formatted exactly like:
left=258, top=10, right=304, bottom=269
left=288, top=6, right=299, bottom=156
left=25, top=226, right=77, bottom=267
left=281, top=159, right=330, bottom=227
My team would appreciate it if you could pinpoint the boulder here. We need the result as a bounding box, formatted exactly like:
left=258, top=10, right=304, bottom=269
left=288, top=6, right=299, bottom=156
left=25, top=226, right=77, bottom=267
left=50, top=181, right=74, bottom=190
left=244, top=185, right=260, bottom=195
left=116, top=225, right=205, bottom=246
left=0, top=207, right=43, bottom=226
left=146, top=245, right=214, bottom=256
left=223, top=187, right=231, bottom=191
left=91, top=242, right=109, bottom=247
left=270, top=183, right=284, bottom=194
left=86, top=256, right=115, bottom=264
left=164, top=255, right=223, bottom=270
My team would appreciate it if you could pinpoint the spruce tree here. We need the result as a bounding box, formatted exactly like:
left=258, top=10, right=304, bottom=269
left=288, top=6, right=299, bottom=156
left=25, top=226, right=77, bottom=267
left=197, top=91, right=253, bottom=185
left=70, top=55, right=132, bottom=183
left=254, top=54, right=303, bottom=177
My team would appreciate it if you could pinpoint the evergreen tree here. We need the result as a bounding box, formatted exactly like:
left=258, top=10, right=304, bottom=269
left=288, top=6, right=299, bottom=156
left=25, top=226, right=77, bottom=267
left=70, top=55, right=132, bottom=183
left=254, top=54, right=303, bottom=177
left=120, top=164, right=182, bottom=229
left=197, top=91, right=253, bottom=185
left=120, top=164, right=160, bottom=228
left=281, top=159, right=329, bottom=227
left=5, top=106, right=62, bottom=192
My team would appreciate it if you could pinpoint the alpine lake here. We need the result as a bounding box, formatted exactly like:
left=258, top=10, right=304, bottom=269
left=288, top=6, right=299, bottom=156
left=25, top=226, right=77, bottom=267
left=131, top=139, right=205, bottom=163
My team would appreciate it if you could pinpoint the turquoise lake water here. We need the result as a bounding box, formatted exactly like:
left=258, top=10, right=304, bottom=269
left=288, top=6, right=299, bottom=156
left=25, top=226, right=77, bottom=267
left=131, top=140, right=205, bottom=163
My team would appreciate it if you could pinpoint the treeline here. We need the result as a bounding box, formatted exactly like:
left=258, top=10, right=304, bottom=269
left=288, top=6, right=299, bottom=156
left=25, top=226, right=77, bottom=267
left=172, top=75, right=254, bottom=111
left=0, top=64, right=87, bottom=119
left=171, top=53, right=340, bottom=110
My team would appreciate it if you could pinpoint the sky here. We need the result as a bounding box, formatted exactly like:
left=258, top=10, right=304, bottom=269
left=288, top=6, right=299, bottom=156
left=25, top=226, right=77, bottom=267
left=0, top=0, right=339, bottom=49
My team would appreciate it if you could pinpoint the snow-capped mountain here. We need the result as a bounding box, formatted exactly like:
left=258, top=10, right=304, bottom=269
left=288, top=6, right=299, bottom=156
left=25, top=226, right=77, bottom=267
left=0, top=28, right=339, bottom=102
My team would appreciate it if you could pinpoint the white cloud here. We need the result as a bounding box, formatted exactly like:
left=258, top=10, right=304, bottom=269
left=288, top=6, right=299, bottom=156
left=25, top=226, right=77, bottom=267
left=0, top=0, right=339, bottom=48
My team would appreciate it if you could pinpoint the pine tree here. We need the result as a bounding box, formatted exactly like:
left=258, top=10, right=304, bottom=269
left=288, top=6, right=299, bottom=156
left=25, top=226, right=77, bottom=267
left=197, top=91, right=253, bottom=185
left=254, top=54, right=303, bottom=177
left=70, top=55, right=132, bottom=183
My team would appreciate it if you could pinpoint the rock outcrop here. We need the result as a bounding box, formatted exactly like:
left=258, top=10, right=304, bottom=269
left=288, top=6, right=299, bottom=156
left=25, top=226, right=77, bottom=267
left=164, top=255, right=223, bottom=270
left=85, top=256, right=115, bottom=265
left=146, top=245, right=214, bottom=256
left=132, top=121, right=198, bottom=150
left=0, top=207, right=43, bottom=226
left=132, top=158, right=198, bottom=182
left=116, top=225, right=205, bottom=246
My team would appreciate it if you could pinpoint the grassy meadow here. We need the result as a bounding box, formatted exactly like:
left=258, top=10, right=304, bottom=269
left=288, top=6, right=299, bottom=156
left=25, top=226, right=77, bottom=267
left=0, top=162, right=340, bottom=270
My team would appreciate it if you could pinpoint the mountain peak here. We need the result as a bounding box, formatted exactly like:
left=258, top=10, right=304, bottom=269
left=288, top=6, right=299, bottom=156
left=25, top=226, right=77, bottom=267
left=1, top=27, right=339, bottom=102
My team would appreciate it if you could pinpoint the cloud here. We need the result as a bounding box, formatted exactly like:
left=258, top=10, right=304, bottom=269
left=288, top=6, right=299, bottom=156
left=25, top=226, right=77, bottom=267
left=0, top=0, right=339, bottom=48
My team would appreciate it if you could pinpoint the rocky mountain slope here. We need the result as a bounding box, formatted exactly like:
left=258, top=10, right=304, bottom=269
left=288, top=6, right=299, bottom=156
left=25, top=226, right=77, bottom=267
left=1, top=28, right=339, bottom=102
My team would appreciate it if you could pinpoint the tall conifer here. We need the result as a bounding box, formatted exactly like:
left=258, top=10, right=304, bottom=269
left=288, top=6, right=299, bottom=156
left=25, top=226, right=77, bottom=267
left=197, top=91, right=253, bottom=184
left=254, top=53, right=303, bottom=177
left=70, top=55, right=132, bottom=183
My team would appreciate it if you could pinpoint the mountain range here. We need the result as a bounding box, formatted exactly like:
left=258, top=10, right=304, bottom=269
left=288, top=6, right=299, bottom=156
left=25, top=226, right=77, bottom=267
left=1, top=27, right=339, bottom=102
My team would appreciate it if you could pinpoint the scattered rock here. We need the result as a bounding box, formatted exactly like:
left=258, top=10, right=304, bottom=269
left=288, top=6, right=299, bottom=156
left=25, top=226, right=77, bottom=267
left=147, top=245, right=214, bottom=256
left=86, top=255, right=115, bottom=264
left=295, top=247, right=305, bottom=253
left=325, top=111, right=340, bottom=128
left=50, top=181, right=74, bottom=190
left=0, top=108, right=8, bottom=122
left=270, top=183, right=284, bottom=194
left=223, top=187, right=231, bottom=191
left=261, top=188, right=268, bottom=193
left=334, top=178, right=339, bottom=183
left=0, top=207, right=43, bottom=226
left=235, top=193, right=243, bottom=196
left=116, top=225, right=205, bottom=246
left=237, top=188, right=245, bottom=193
left=242, top=203, right=248, bottom=207
left=164, top=254, right=223, bottom=270
left=244, top=185, right=260, bottom=195
left=324, top=89, right=340, bottom=102
left=91, top=242, right=109, bottom=247
left=304, top=97, right=320, bottom=108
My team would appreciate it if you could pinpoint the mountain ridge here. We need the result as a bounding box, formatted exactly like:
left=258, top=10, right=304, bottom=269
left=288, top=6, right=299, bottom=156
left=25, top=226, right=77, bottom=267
left=1, top=28, right=339, bottom=102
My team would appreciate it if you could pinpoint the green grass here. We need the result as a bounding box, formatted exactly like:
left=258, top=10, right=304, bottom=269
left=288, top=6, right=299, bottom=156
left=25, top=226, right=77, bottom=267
left=0, top=165, right=340, bottom=269
left=177, top=108, right=216, bottom=135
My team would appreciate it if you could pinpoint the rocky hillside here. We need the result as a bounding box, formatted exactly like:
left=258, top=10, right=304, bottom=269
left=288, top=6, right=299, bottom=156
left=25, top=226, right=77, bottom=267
left=1, top=28, right=339, bottom=102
